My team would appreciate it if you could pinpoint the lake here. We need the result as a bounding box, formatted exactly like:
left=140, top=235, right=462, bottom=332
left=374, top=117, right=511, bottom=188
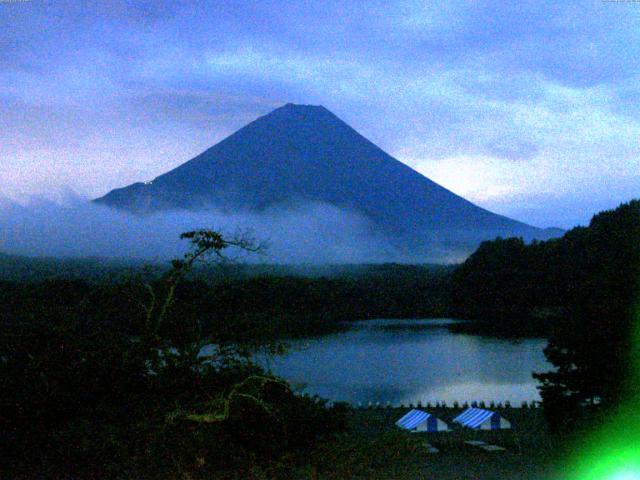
left=257, top=319, right=551, bottom=406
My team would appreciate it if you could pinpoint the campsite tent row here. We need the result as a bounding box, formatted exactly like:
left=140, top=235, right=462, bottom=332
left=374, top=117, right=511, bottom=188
left=396, top=408, right=510, bottom=432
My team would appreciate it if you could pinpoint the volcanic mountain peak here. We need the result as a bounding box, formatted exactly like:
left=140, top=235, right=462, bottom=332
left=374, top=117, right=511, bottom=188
left=95, top=103, right=561, bottom=259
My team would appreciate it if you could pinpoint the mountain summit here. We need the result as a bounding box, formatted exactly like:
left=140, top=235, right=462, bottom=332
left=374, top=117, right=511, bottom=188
left=95, top=103, right=560, bottom=260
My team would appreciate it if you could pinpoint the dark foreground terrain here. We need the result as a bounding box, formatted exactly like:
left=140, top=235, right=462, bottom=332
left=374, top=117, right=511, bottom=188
left=312, top=407, right=564, bottom=480
left=3, top=200, right=638, bottom=478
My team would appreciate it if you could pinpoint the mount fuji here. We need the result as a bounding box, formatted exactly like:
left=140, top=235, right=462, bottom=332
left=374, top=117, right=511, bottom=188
left=95, top=103, right=561, bottom=260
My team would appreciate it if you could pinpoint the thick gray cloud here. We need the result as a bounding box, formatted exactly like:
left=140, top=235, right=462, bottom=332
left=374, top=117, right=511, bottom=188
left=1, top=0, right=639, bottom=228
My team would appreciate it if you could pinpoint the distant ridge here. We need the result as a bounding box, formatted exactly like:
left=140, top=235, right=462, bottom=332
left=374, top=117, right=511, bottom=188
left=95, top=103, right=562, bottom=260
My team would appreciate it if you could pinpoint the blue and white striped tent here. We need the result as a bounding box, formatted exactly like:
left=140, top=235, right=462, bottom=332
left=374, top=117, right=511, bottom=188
left=453, top=408, right=511, bottom=430
left=396, top=409, right=450, bottom=432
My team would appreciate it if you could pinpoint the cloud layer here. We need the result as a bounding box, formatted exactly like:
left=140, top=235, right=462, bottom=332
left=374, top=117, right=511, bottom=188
left=0, top=196, right=406, bottom=263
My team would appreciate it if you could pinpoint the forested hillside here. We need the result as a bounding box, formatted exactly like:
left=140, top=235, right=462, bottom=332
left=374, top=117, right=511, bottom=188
left=452, top=200, right=640, bottom=426
left=0, top=262, right=454, bottom=341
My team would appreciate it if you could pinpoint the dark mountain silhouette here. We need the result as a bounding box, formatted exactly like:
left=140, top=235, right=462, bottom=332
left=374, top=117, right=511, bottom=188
left=95, top=103, right=561, bottom=260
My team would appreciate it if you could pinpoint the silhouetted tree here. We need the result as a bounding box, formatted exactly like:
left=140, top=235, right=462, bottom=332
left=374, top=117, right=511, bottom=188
left=534, top=200, right=640, bottom=429
left=0, top=230, right=347, bottom=478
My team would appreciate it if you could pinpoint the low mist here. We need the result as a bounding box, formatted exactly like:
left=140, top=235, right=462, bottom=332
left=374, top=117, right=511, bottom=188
left=0, top=195, right=415, bottom=264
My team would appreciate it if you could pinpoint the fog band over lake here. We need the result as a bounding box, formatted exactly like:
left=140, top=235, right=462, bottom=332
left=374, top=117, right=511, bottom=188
left=258, top=319, right=550, bottom=405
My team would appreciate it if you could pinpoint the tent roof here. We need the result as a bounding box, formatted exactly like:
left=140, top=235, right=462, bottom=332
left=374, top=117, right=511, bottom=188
left=453, top=408, right=496, bottom=428
left=396, top=409, right=431, bottom=430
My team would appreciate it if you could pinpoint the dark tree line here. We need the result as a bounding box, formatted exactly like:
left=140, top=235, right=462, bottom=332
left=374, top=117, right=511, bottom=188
left=452, top=200, right=640, bottom=428
left=0, top=264, right=453, bottom=343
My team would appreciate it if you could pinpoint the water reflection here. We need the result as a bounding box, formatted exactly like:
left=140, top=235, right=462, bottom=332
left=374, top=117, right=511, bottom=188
left=263, top=319, right=551, bottom=405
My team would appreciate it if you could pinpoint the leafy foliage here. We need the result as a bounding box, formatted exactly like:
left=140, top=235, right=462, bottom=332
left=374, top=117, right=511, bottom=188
left=0, top=230, right=346, bottom=478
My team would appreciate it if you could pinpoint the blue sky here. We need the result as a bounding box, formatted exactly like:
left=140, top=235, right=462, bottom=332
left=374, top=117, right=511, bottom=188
left=1, top=0, right=639, bottom=228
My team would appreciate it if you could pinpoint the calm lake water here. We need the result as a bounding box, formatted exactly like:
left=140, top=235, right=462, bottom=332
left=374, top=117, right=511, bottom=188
left=257, top=319, right=551, bottom=405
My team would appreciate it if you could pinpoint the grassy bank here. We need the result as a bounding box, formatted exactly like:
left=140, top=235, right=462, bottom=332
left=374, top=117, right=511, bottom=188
left=306, top=407, right=565, bottom=480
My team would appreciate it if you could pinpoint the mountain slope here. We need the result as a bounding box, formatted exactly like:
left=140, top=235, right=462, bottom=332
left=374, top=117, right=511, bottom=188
left=95, top=103, right=561, bottom=259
